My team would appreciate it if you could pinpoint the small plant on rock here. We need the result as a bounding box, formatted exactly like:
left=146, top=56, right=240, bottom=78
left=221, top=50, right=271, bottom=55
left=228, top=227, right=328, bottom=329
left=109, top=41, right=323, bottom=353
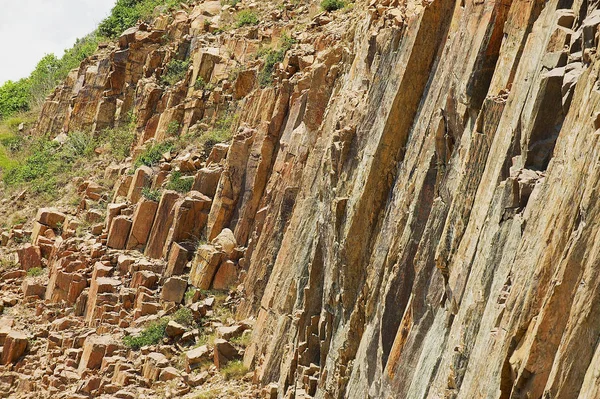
left=166, top=121, right=181, bottom=137
left=161, top=59, right=190, bottom=86
left=141, top=187, right=162, bottom=202
left=123, top=318, right=169, bottom=350
left=27, top=267, right=43, bottom=277
left=194, top=76, right=207, bottom=90
left=321, top=0, right=345, bottom=11
left=134, top=141, right=174, bottom=168
left=172, top=307, right=195, bottom=326
left=165, top=171, right=193, bottom=193
left=235, top=10, right=259, bottom=27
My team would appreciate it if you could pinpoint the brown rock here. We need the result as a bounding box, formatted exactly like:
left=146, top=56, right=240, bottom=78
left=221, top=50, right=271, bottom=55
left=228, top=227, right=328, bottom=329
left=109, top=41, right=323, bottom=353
left=213, top=338, right=239, bottom=369
left=1, top=331, right=28, bottom=364
left=161, top=277, right=187, bottom=303
left=211, top=228, right=236, bottom=256
left=107, top=216, right=132, bottom=249
left=159, top=366, right=180, bottom=381
left=189, top=245, right=224, bottom=289
left=165, top=242, right=189, bottom=277
left=126, top=198, right=159, bottom=250
left=78, top=335, right=117, bottom=374
left=217, top=325, right=244, bottom=340
left=185, top=345, right=210, bottom=372
left=233, top=69, right=257, bottom=100
left=130, top=271, right=158, bottom=289
left=206, top=143, right=229, bottom=165
left=36, top=208, right=66, bottom=228
left=142, top=352, right=168, bottom=381
left=127, top=166, right=153, bottom=204
left=17, top=244, right=41, bottom=271
left=212, top=260, right=238, bottom=290
left=192, top=166, right=223, bottom=198
left=144, top=191, right=180, bottom=259
left=162, top=192, right=212, bottom=259
left=165, top=320, right=186, bottom=337
left=105, top=203, right=127, bottom=232
left=21, top=279, right=46, bottom=298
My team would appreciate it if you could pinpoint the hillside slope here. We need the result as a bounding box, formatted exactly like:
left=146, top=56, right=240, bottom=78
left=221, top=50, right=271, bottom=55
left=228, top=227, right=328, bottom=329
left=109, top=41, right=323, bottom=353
left=1, top=0, right=600, bottom=398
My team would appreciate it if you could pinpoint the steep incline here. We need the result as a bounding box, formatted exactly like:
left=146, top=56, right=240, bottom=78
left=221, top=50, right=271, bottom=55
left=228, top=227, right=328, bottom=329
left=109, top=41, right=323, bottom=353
left=2, top=0, right=600, bottom=398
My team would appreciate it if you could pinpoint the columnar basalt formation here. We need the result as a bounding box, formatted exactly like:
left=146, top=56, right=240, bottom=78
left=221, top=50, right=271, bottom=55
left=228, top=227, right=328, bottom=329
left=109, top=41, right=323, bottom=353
left=3, top=0, right=600, bottom=398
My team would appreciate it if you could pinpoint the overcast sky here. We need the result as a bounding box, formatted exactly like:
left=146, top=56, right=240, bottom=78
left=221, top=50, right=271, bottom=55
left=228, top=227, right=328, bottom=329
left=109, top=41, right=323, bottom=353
left=0, top=0, right=116, bottom=85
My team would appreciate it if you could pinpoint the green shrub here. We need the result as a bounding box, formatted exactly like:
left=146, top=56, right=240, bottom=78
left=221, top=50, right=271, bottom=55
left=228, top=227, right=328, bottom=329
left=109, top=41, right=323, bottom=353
left=141, top=187, right=162, bottom=202
left=161, top=59, right=190, bottom=86
left=0, top=134, right=24, bottom=153
left=236, top=10, right=259, bottom=27
left=184, top=288, right=197, bottom=302
left=104, top=125, right=136, bottom=160
left=194, top=389, right=222, bottom=399
left=133, top=141, right=174, bottom=168
left=99, top=0, right=193, bottom=38
left=220, top=360, right=248, bottom=380
left=27, top=267, right=43, bottom=277
left=165, top=171, right=193, bottom=193
left=172, top=307, right=194, bottom=326
left=0, top=80, right=30, bottom=119
left=62, top=131, right=96, bottom=161
left=258, top=35, right=295, bottom=87
left=166, top=121, right=181, bottom=136
left=321, top=0, right=345, bottom=11
left=123, top=318, right=169, bottom=350
left=28, top=35, right=101, bottom=108
left=194, top=76, right=207, bottom=90
left=231, top=333, right=251, bottom=348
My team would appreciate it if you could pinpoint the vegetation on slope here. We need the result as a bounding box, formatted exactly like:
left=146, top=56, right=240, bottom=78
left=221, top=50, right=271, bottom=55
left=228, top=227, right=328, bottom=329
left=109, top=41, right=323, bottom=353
left=98, top=0, right=194, bottom=38
left=0, top=0, right=193, bottom=120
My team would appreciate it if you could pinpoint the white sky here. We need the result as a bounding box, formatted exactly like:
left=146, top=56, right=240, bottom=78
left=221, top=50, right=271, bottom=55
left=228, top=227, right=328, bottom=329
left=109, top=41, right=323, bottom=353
left=0, top=0, right=116, bottom=85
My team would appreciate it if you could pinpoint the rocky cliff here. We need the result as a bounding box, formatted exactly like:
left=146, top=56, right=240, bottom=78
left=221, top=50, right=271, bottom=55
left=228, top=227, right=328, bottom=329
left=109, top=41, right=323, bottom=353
left=2, top=0, right=600, bottom=398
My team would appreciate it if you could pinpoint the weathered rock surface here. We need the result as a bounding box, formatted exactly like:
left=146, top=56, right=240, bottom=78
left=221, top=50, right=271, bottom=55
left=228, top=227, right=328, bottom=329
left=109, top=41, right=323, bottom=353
left=5, top=0, right=600, bottom=398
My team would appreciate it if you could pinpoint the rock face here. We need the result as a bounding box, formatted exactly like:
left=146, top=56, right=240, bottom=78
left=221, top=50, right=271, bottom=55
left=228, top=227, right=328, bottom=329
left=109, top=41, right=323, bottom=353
left=5, top=0, right=600, bottom=398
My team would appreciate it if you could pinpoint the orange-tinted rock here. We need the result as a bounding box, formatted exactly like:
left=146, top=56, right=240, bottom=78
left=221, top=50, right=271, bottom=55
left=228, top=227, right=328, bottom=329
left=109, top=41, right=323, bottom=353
left=85, top=278, right=121, bottom=324
left=165, top=320, right=186, bottom=337
left=21, top=279, right=46, bottom=298
left=206, top=129, right=254, bottom=240
left=213, top=338, right=239, bottom=369
left=165, top=242, right=189, bottom=277
left=107, top=216, right=132, bottom=249
left=206, top=143, right=229, bottom=165
left=105, top=203, right=128, bottom=232
left=192, top=166, right=223, bottom=198
left=212, top=260, right=237, bottom=290
left=17, top=244, right=41, bottom=271
left=142, top=352, right=168, bottom=382
left=185, top=344, right=209, bottom=372
left=36, top=208, right=66, bottom=228
left=144, top=191, right=180, bottom=259
left=1, top=331, right=28, bottom=365
left=233, top=69, right=257, bottom=100
left=189, top=245, right=224, bottom=290
left=162, top=192, right=212, bottom=258
left=130, top=270, right=159, bottom=289
left=78, top=335, right=117, bottom=374
left=126, top=198, right=159, bottom=250
left=127, top=166, right=153, bottom=204
left=161, top=277, right=187, bottom=303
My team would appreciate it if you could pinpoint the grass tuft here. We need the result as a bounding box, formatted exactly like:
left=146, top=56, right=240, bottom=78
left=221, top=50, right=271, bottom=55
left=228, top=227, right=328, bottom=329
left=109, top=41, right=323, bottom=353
left=220, top=360, right=248, bottom=380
